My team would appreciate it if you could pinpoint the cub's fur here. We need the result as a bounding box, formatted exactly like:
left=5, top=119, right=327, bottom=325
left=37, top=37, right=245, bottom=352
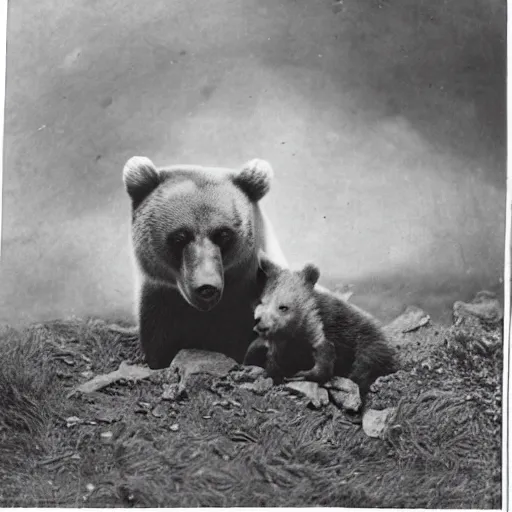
left=245, top=256, right=336, bottom=384
left=244, top=253, right=397, bottom=398
left=123, top=156, right=286, bottom=369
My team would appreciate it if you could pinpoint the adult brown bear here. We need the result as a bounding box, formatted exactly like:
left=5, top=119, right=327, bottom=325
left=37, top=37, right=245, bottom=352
left=123, top=156, right=288, bottom=369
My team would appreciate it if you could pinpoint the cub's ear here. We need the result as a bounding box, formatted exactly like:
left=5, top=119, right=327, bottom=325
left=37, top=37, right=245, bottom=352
left=123, top=156, right=161, bottom=208
left=258, top=249, right=281, bottom=277
left=300, top=263, right=320, bottom=286
left=233, top=159, right=273, bottom=202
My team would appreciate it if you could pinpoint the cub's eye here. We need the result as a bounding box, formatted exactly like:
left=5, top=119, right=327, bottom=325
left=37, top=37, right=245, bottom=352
left=212, top=228, right=235, bottom=249
left=278, top=305, right=289, bottom=312
left=167, top=230, right=192, bottom=250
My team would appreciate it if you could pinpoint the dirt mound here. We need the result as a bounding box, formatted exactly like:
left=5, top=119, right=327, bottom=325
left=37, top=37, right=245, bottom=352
left=0, top=305, right=502, bottom=507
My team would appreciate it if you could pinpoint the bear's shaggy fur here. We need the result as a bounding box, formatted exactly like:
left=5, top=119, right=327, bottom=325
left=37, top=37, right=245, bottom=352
left=123, top=156, right=285, bottom=369
left=244, top=253, right=397, bottom=398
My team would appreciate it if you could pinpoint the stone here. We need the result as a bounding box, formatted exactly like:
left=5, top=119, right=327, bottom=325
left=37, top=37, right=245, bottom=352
left=161, top=383, right=183, bottom=401
left=474, top=330, right=502, bottom=354
left=151, top=404, right=167, bottom=418
left=324, top=377, right=362, bottom=412
left=65, top=416, right=82, bottom=428
left=71, top=361, right=155, bottom=396
left=95, top=411, right=121, bottom=424
left=100, top=431, right=113, bottom=441
left=240, top=377, right=274, bottom=395
left=170, top=349, right=238, bottom=380
left=385, top=306, right=430, bottom=335
left=284, top=381, right=330, bottom=409
left=362, top=407, right=397, bottom=438
left=230, top=365, right=267, bottom=383
left=168, top=349, right=239, bottom=396
left=453, top=291, right=503, bottom=326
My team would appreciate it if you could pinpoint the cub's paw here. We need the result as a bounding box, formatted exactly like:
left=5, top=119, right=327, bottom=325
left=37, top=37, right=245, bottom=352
left=286, top=368, right=331, bottom=384
left=243, top=338, right=269, bottom=367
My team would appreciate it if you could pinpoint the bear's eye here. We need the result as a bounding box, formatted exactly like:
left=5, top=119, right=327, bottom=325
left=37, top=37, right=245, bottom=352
left=167, top=230, right=192, bottom=250
left=212, top=228, right=235, bottom=249
left=278, top=305, right=289, bottom=312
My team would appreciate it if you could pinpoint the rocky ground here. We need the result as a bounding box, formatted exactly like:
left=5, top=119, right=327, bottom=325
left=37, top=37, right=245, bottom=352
left=0, top=291, right=504, bottom=508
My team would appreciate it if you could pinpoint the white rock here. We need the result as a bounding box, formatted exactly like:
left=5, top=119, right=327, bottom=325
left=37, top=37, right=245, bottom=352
left=325, top=377, right=362, bottom=412
left=170, top=349, right=238, bottom=380
left=285, top=381, right=330, bottom=408
left=161, top=383, right=182, bottom=401
left=385, top=306, right=430, bottom=334
left=240, top=377, right=274, bottom=395
left=362, top=407, right=397, bottom=438
left=453, top=291, right=503, bottom=325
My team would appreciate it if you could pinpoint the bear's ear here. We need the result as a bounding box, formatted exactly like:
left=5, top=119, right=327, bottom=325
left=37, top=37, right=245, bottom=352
left=258, top=249, right=280, bottom=277
left=299, top=263, right=320, bottom=287
left=123, top=156, right=161, bottom=208
left=233, top=159, right=274, bottom=202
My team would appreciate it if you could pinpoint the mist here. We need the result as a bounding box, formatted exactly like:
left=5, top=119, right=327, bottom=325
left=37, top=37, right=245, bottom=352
left=0, top=0, right=506, bottom=327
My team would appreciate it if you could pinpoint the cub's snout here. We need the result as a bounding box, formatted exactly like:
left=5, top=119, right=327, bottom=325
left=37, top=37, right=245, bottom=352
left=253, top=305, right=277, bottom=336
left=253, top=317, right=270, bottom=336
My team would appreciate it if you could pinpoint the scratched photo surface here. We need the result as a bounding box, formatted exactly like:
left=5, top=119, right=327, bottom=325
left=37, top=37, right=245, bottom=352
left=0, top=0, right=506, bottom=508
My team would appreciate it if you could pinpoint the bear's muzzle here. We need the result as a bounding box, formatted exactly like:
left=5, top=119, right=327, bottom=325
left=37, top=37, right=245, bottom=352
left=181, top=238, right=224, bottom=311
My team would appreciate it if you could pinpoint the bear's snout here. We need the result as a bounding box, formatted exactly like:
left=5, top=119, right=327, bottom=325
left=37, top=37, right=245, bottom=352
left=195, top=284, right=221, bottom=303
left=253, top=314, right=271, bottom=336
left=189, top=282, right=222, bottom=311
left=181, top=238, right=224, bottom=311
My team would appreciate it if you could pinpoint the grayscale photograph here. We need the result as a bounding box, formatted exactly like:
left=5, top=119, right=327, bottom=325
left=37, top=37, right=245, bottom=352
left=0, top=0, right=507, bottom=508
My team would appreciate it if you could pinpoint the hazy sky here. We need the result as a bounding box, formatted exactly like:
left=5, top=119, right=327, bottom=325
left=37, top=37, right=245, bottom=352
left=0, top=0, right=506, bottom=326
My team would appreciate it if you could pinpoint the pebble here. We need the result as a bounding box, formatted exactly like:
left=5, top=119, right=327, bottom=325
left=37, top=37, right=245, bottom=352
left=240, top=377, right=274, bottom=395
left=362, top=408, right=397, bottom=438
left=325, top=377, right=362, bottom=412
left=161, top=383, right=182, bottom=401
left=65, top=416, right=82, bottom=427
left=170, top=349, right=238, bottom=380
left=151, top=404, right=167, bottom=418
left=284, top=381, right=330, bottom=409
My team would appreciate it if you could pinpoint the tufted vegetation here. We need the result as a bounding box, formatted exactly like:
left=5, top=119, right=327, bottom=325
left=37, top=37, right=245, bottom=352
left=0, top=315, right=501, bottom=508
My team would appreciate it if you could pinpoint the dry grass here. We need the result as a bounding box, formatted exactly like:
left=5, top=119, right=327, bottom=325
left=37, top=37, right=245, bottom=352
left=0, top=314, right=502, bottom=508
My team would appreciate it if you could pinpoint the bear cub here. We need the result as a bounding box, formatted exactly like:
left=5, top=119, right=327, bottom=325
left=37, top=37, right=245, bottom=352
left=244, top=252, right=397, bottom=399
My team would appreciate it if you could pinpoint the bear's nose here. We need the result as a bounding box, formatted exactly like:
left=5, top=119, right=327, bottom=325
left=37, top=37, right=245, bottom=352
left=195, top=285, right=220, bottom=301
